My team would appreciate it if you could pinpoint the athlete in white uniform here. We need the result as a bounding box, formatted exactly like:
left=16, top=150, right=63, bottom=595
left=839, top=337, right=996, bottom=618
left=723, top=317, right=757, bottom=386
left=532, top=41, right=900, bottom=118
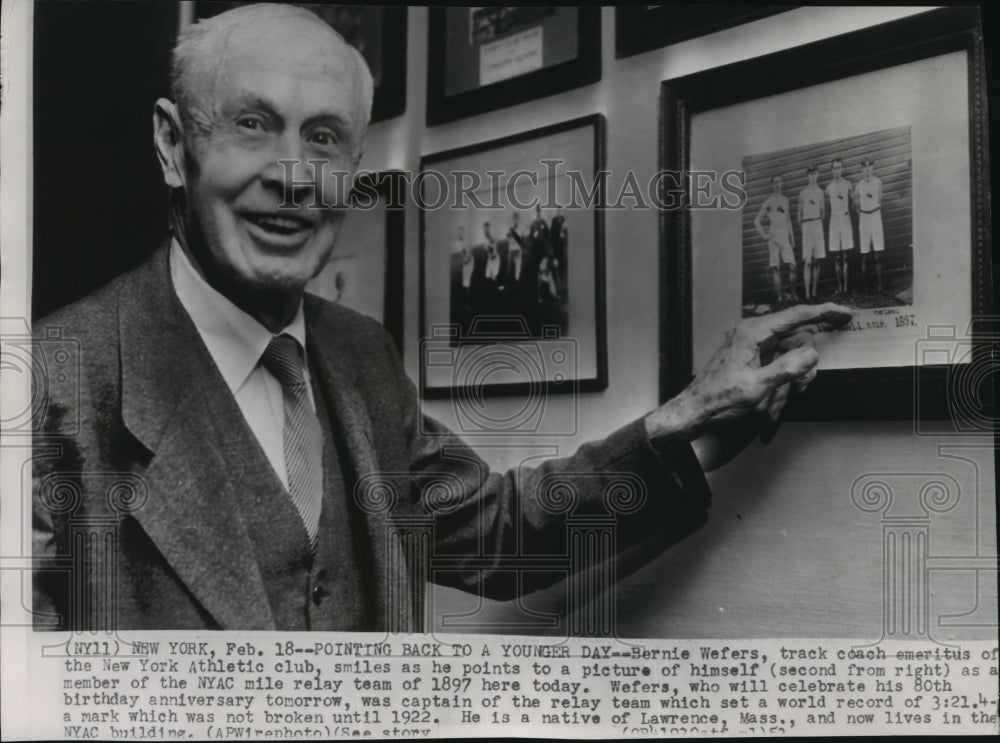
left=798, top=166, right=825, bottom=300
left=856, top=158, right=885, bottom=293
left=754, top=174, right=797, bottom=303
left=826, top=158, right=854, bottom=294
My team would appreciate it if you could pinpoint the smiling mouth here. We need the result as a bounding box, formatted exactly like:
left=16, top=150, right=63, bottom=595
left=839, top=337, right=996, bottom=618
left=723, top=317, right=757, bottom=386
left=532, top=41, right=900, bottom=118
left=245, top=213, right=313, bottom=234
left=242, top=212, right=316, bottom=249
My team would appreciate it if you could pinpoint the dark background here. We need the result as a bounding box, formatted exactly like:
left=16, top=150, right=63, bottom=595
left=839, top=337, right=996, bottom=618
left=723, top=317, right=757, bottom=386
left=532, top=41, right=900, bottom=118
left=32, top=0, right=177, bottom=319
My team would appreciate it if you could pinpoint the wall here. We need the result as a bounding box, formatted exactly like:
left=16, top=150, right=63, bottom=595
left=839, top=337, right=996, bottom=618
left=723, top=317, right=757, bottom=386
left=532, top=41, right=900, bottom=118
left=358, top=7, right=996, bottom=638
left=31, top=0, right=178, bottom=318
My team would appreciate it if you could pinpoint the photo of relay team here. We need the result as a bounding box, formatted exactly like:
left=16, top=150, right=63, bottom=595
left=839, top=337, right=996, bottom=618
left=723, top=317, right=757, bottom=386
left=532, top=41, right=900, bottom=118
left=741, top=126, right=914, bottom=316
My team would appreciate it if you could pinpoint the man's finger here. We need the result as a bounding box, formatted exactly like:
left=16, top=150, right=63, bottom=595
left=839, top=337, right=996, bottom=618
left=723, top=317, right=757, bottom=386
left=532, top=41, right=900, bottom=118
left=757, top=302, right=852, bottom=343
left=775, top=329, right=817, bottom=354
left=767, top=382, right=790, bottom=422
left=759, top=345, right=819, bottom=387
left=778, top=319, right=853, bottom=338
left=793, top=365, right=818, bottom=394
left=754, top=394, right=771, bottom=415
left=762, top=330, right=813, bottom=366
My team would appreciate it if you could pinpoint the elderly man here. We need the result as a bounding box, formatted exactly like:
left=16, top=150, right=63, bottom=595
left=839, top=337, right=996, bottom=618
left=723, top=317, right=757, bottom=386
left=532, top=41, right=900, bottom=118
left=32, top=4, right=850, bottom=631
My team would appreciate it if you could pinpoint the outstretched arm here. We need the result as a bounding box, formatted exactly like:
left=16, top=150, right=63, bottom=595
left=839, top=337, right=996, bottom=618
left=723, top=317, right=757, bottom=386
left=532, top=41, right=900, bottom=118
left=386, top=302, right=851, bottom=598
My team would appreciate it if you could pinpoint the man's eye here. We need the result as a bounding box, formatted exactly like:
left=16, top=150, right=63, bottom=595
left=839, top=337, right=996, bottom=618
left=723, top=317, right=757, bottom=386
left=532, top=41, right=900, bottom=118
left=309, top=130, right=338, bottom=147
left=236, top=116, right=265, bottom=131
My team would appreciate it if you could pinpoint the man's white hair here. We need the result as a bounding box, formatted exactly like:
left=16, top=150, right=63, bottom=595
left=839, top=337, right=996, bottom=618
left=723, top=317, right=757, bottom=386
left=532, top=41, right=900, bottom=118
left=170, top=3, right=374, bottom=133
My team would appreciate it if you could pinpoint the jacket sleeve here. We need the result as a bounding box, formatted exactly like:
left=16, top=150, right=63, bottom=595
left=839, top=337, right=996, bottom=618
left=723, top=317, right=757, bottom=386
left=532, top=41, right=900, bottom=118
left=385, top=335, right=713, bottom=600
left=30, top=341, right=82, bottom=631
left=32, top=450, right=70, bottom=630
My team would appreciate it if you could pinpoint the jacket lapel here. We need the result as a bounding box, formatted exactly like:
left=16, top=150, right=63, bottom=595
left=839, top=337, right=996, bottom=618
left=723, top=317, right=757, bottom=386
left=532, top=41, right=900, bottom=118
left=118, top=248, right=277, bottom=630
left=304, top=299, right=416, bottom=632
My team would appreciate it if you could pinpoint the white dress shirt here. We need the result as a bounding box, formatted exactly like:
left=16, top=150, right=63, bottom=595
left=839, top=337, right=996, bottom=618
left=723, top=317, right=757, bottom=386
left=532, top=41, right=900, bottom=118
left=169, top=239, right=313, bottom=489
left=484, top=247, right=501, bottom=280
left=510, top=248, right=522, bottom=281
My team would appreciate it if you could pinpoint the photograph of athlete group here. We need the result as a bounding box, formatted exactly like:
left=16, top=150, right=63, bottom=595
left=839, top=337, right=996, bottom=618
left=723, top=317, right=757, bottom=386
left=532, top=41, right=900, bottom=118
left=421, top=116, right=603, bottom=394
left=448, top=204, right=570, bottom=340
left=740, top=126, right=913, bottom=316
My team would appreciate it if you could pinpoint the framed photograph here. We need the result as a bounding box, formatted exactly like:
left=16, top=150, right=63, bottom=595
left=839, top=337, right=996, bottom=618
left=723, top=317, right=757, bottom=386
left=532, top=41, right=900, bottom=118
left=616, top=5, right=789, bottom=59
left=307, top=171, right=405, bottom=353
left=419, top=114, right=607, bottom=401
left=193, top=3, right=406, bottom=122
left=426, top=7, right=601, bottom=126
left=660, top=8, right=992, bottom=420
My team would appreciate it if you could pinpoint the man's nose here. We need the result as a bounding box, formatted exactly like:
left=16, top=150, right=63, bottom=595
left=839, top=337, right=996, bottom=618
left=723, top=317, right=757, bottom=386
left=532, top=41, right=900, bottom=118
left=259, top=134, right=317, bottom=201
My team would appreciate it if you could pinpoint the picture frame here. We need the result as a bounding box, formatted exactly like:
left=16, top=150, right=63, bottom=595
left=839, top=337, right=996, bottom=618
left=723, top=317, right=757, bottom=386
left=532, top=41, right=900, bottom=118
left=307, top=171, right=405, bottom=354
left=426, top=7, right=601, bottom=126
left=419, top=114, right=607, bottom=404
left=615, top=5, right=789, bottom=59
left=193, top=3, right=406, bottom=122
left=659, top=8, right=992, bottom=421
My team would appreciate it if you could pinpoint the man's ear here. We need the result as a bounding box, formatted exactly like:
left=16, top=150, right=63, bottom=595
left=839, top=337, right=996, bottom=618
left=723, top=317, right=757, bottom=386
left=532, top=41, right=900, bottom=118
left=153, top=98, right=186, bottom=189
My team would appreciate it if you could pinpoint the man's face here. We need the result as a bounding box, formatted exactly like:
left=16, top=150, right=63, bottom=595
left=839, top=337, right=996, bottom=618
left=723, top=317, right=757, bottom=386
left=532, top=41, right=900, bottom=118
left=772, top=177, right=782, bottom=194
left=179, top=19, right=366, bottom=295
left=808, top=171, right=818, bottom=186
left=832, top=161, right=843, bottom=179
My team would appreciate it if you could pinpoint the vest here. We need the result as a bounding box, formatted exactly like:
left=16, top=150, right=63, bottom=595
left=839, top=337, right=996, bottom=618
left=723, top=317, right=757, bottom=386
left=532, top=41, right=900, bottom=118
left=234, top=357, right=374, bottom=630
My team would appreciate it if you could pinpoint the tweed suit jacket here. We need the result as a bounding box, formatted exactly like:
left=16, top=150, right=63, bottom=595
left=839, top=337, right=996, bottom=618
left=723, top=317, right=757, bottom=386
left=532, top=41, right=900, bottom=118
left=32, top=247, right=712, bottom=631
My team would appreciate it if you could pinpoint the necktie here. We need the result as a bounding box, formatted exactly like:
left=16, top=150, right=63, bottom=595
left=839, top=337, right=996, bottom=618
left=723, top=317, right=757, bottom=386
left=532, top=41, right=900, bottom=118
left=260, top=334, right=323, bottom=549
